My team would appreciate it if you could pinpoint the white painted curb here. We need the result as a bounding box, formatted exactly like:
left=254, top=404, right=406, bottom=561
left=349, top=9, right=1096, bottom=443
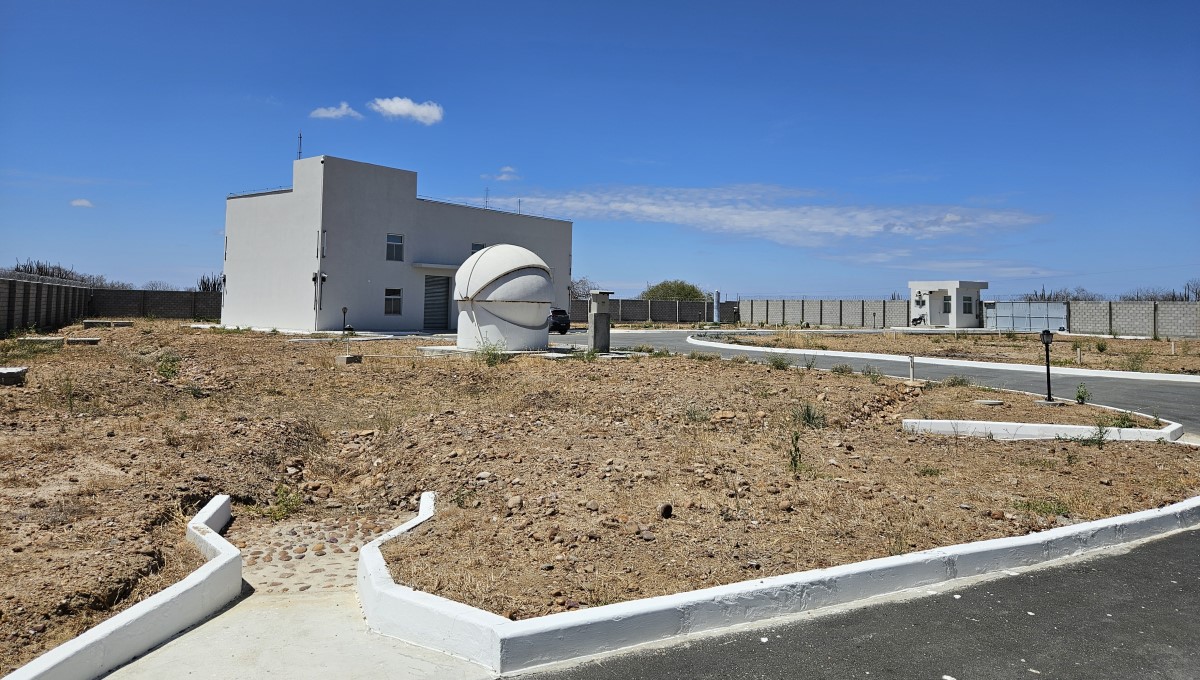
left=359, top=490, right=1200, bottom=674
left=9, top=495, right=242, bottom=680
left=903, top=417, right=1183, bottom=442
left=686, top=335, right=1200, bottom=384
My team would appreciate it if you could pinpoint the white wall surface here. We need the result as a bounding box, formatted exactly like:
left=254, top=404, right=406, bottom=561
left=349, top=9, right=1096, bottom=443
left=222, top=159, right=325, bottom=331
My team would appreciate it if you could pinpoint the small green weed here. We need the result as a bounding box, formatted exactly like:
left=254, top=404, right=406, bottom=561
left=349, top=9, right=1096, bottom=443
left=861, top=363, right=883, bottom=384
left=650, top=348, right=672, bottom=358
left=1075, top=383, right=1090, bottom=404
left=1014, top=497, right=1069, bottom=516
left=917, top=466, right=942, bottom=477
left=1107, top=411, right=1136, bottom=429
left=685, top=405, right=708, bottom=423
left=730, top=354, right=748, bottom=364
left=767, top=355, right=792, bottom=370
left=787, top=431, right=805, bottom=474
left=265, top=483, right=305, bottom=520
left=156, top=351, right=181, bottom=380
left=941, top=374, right=972, bottom=387
left=830, top=363, right=853, bottom=375
left=1122, top=348, right=1150, bottom=372
left=688, top=351, right=717, bottom=362
left=791, top=402, right=826, bottom=429
left=475, top=342, right=512, bottom=367
left=803, top=355, right=817, bottom=370
left=1095, top=339, right=1108, bottom=353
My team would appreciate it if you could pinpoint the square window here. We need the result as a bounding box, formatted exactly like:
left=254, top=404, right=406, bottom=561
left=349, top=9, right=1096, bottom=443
left=384, top=288, right=403, bottom=315
left=386, top=234, right=404, bottom=261
left=943, top=295, right=952, bottom=314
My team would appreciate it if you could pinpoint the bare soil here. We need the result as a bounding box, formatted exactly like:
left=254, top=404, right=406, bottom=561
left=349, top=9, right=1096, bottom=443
left=2, top=321, right=1195, bottom=671
left=715, top=330, right=1200, bottom=375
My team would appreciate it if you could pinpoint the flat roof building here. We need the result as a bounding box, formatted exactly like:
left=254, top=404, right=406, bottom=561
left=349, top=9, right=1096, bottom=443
left=221, top=156, right=572, bottom=332
left=908, top=280, right=988, bottom=328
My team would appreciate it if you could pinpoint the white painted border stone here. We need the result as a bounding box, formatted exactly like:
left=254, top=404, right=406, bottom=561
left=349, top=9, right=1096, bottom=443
left=685, top=335, right=1200, bottom=384
left=9, top=495, right=242, bottom=680
left=360, top=490, right=1200, bottom=674
left=903, top=416, right=1183, bottom=442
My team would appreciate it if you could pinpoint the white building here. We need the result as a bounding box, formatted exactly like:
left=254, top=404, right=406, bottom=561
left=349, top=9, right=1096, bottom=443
left=221, top=156, right=572, bottom=332
left=908, top=280, right=988, bottom=328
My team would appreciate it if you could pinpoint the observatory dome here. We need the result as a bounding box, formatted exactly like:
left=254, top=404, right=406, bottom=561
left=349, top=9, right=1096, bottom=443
left=455, top=244, right=555, bottom=351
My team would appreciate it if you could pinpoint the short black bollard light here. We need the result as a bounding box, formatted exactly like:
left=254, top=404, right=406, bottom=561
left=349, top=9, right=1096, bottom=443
left=341, top=307, right=349, bottom=334
left=1040, top=329, right=1054, bottom=402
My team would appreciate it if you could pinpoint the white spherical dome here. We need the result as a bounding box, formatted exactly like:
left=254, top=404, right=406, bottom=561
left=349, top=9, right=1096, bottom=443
left=454, top=244, right=553, bottom=303
left=455, top=244, right=555, bottom=351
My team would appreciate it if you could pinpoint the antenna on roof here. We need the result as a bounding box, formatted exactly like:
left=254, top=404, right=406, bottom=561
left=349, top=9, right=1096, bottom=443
left=297, top=131, right=303, bottom=160
left=484, top=187, right=489, bottom=209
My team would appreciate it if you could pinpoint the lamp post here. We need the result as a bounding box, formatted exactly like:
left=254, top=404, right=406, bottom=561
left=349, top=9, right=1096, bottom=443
left=1040, top=329, right=1054, bottom=402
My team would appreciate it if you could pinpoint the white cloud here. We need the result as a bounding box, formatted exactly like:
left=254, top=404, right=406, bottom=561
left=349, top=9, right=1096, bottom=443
left=70, top=198, right=93, bottom=208
left=476, top=185, right=1041, bottom=247
left=309, top=102, right=363, bottom=120
left=481, top=166, right=521, bottom=181
left=367, top=97, right=444, bottom=125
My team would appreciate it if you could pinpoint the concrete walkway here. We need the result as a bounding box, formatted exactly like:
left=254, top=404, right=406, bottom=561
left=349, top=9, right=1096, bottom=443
left=106, top=589, right=493, bottom=679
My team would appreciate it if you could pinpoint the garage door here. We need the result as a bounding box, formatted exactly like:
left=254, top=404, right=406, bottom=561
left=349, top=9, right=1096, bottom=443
left=423, top=276, right=450, bottom=330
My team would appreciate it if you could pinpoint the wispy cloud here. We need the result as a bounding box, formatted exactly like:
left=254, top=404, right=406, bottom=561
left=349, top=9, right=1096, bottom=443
left=69, top=198, right=93, bottom=208
left=905, top=259, right=1064, bottom=279
left=478, top=185, right=1041, bottom=247
left=367, top=97, right=444, bottom=125
left=481, top=166, right=521, bottom=182
left=309, top=101, right=363, bottom=120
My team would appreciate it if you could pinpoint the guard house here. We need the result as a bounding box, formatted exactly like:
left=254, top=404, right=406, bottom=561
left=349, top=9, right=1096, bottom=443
left=908, top=280, right=988, bottom=328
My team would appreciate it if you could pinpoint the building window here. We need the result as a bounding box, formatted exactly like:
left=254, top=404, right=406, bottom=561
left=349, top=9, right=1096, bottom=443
left=386, top=234, right=404, bottom=261
left=962, top=296, right=973, bottom=315
left=471, top=242, right=486, bottom=254
left=943, top=295, right=952, bottom=314
left=384, top=288, right=403, bottom=315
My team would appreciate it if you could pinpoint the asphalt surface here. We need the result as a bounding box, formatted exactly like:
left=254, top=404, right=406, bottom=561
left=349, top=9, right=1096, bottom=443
left=527, top=527, right=1200, bottom=680
left=608, top=329, right=1200, bottom=431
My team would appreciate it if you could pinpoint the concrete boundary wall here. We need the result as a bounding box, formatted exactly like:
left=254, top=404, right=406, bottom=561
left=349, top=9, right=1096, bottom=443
left=740, top=299, right=1199, bottom=336
left=0, top=278, right=90, bottom=336
left=742, top=299, right=912, bottom=328
left=9, top=495, right=242, bottom=680
left=0, top=278, right=222, bottom=334
left=567, top=299, right=725, bottom=324
left=360, top=490, right=1200, bottom=674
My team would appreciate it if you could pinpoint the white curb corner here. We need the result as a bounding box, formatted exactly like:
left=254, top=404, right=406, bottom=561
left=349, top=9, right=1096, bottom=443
left=358, top=490, right=1200, bottom=674
left=902, top=415, right=1182, bottom=442
left=9, top=495, right=242, bottom=680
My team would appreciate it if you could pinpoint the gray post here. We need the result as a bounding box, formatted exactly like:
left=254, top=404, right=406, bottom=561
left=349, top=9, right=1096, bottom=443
left=588, top=290, right=614, bottom=353
left=909, top=355, right=915, bottom=381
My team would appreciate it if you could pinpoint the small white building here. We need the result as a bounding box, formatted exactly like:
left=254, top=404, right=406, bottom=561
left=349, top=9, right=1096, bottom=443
left=221, top=156, right=572, bottom=332
left=908, top=280, right=988, bottom=328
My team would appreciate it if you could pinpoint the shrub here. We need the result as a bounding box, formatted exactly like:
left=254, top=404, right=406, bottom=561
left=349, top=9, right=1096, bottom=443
left=767, top=355, right=791, bottom=370
left=156, top=351, right=181, bottom=380
left=1095, top=339, right=1108, bottom=353
left=861, top=363, right=883, bottom=384
left=830, top=363, right=853, bottom=375
left=1122, top=348, right=1150, bottom=372
left=1075, top=383, right=1090, bottom=404
left=688, top=351, right=717, bottom=361
left=941, top=375, right=972, bottom=387
left=475, top=342, right=512, bottom=367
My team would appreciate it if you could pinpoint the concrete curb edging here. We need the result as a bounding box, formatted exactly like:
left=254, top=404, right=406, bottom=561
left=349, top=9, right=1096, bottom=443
left=9, top=495, right=242, bottom=680
left=359, top=491, right=1200, bottom=674
left=685, top=335, right=1200, bottom=384
left=903, top=416, right=1184, bottom=442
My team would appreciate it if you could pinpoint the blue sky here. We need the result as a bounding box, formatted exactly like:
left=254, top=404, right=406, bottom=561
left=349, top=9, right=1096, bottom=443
left=2, top=1, right=1197, bottom=298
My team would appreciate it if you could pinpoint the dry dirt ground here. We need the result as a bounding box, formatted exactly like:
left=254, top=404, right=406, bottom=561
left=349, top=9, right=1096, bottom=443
left=712, top=330, right=1200, bottom=375
left=1, top=321, right=1196, bottom=671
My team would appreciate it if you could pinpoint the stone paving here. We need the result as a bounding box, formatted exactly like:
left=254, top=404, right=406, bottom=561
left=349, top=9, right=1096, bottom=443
left=225, top=512, right=413, bottom=594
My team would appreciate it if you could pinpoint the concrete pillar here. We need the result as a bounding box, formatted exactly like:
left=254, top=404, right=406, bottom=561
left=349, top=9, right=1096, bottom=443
left=588, top=290, right=614, bottom=353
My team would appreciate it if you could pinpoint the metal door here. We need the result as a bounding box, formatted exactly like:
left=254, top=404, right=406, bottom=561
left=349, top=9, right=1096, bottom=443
left=423, top=276, right=450, bottom=330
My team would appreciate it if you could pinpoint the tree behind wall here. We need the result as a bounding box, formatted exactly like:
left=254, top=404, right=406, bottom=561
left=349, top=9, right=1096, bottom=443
left=5, top=258, right=133, bottom=289
left=569, top=276, right=598, bottom=300
left=638, top=279, right=710, bottom=301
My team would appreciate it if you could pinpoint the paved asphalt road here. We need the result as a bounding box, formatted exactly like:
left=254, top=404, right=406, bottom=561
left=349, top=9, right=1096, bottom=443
left=529, top=528, right=1200, bottom=680
left=607, top=330, right=1200, bottom=432
left=523, top=330, right=1200, bottom=680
